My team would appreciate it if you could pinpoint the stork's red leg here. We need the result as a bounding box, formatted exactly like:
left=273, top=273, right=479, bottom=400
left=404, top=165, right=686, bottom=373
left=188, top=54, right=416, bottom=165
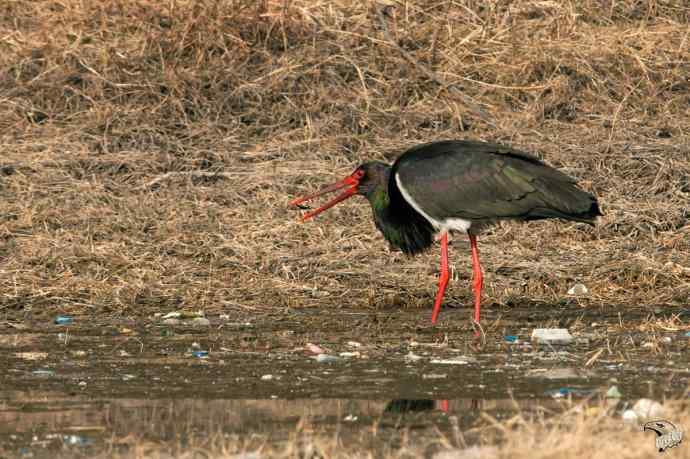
left=431, top=232, right=449, bottom=324
left=468, top=233, right=483, bottom=335
left=439, top=399, right=449, bottom=413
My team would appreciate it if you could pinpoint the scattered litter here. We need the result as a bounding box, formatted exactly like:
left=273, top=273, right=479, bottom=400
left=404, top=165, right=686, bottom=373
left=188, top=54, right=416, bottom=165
left=545, top=387, right=593, bottom=398
left=219, top=314, right=230, bottom=321
left=118, top=350, right=131, bottom=357
left=343, top=414, right=358, bottom=422
left=122, top=374, right=136, bottom=381
left=567, top=283, right=588, bottom=295
left=162, top=310, right=204, bottom=319
left=347, top=341, right=362, bottom=348
left=633, top=398, right=664, bottom=420
left=261, top=374, right=274, bottom=381
left=622, top=409, right=638, bottom=424
left=527, top=368, right=585, bottom=380
left=531, top=328, right=573, bottom=345
left=504, top=335, right=519, bottom=343
left=15, top=352, right=47, bottom=360
left=410, top=339, right=448, bottom=348
left=32, top=369, right=55, bottom=377
left=685, top=331, right=690, bottom=337
left=606, top=385, right=622, bottom=398
left=192, top=351, right=209, bottom=359
left=314, top=354, right=340, bottom=363
left=191, top=342, right=201, bottom=349
left=78, top=381, right=87, bottom=387
left=55, top=315, right=73, bottom=325
left=660, top=336, right=672, bottom=344
left=422, top=373, right=447, bottom=379
left=64, top=434, right=92, bottom=446
left=434, top=446, right=499, bottom=459
left=191, top=317, right=210, bottom=326
left=404, top=351, right=423, bottom=362
left=162, top=318, right=180, bottom=326
left=339, top=351, right=360, bottom=358
left=641, top=342, right=655, bottom=348
left=72, top=350, right=87, bottom=357
left=431, top=356, right=476, bottom=365
left=306, top=343, right=326, bottom=354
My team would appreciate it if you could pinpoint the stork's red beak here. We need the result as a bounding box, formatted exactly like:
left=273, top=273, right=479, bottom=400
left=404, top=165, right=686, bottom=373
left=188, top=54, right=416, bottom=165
left=289, top=173, right=360, bottom=221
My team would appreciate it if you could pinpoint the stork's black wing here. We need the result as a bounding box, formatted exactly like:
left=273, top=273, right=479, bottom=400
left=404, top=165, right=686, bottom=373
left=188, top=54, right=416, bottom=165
left=391, top=140, right=600, bottom=225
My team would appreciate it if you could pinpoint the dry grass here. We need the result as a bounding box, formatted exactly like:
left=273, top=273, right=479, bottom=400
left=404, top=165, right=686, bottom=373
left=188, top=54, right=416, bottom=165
left=0, top=0, right=689, bottom=319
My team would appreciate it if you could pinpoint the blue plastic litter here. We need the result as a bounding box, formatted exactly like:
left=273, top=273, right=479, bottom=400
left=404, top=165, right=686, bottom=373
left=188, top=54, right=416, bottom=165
left=55, top=315, right=73, bottom=325
left=505, top=335, right=519, bottom=343
left=546, top=387, right=592, bottom=398
left=685, top=331, right=690, bottom=337
left=192, top=351, right=209, bottom=358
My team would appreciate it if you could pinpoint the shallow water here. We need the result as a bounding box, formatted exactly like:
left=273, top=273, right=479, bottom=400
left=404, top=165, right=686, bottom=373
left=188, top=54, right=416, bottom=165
left=1, top=306, right=687, bottom=457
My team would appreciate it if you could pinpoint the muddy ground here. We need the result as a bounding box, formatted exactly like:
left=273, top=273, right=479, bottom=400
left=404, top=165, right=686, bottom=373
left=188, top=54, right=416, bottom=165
left=1, top=306, right=688, bottom=457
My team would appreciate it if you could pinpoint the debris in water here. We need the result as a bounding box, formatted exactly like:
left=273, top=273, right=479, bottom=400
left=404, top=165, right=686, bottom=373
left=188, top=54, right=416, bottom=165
left=261, top=374, right=274, bottom=381
left=339, top=351, right=360, bottom=358
left=64, top=434, right=92, bottom=446
left=32, top=369, right=55, bottom=377
left=404, top=351, right=423, bottom=362
left=567, top=283, right=588, bottom=295
left=15, top=352, right=48, bottom=360
left=314, top=354, right=340, bottom=363
left=343, top=414, right=358, bottom=422
left=504, top=335, right=519, bottom=343
left=55, top=315, right=73, bottom=325
left=633, top=398, right=664, bottom=420
left=526, top=368, right=585, bottom=380
left=606, top=385, right=622, bottom=398
left=545, top=387, right=592, bottom=398
left=685, top=331, right=690, bottom=337
left=422, top=373, right=447, bottom=379
left=306, top=343, right=326, bottom=354
left=191, top=317, right=211, bottom=326
left=431, top=356, right=476, bottom=365
left=162, top=310, right=204, bottom=319
left=531, top=328, right=573, bottom=345
left=192, top=350, right=209, bottom=359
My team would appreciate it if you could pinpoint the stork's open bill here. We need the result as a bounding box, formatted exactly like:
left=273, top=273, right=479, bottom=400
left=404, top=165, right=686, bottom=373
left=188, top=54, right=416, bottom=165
left=290, top=140, right=602, bottom=335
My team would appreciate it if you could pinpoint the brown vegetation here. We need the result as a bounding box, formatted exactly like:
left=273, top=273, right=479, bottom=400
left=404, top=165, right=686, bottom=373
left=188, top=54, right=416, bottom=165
left=1, top=0, right=689, bottom=321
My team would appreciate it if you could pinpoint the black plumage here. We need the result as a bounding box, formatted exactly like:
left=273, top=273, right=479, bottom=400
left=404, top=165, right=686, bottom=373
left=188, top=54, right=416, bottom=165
left=290, top=139, right=602, bottom=329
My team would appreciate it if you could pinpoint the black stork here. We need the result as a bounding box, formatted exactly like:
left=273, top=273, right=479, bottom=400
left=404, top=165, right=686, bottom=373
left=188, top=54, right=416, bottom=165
left=290, top=140, right=601, bottom=333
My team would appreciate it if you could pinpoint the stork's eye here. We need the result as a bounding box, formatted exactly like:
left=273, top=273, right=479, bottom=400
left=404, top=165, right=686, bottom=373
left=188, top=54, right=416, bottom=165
left=354, top=170, right=365, bottom=179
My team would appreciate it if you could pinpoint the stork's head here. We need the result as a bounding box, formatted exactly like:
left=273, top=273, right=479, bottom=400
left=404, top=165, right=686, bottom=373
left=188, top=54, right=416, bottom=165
left=290, top=162, right=390, bottom=220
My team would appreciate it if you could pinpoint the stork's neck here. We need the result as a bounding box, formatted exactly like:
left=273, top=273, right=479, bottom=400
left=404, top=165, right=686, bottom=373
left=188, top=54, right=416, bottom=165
left=363, top=176, right=434, bottom=255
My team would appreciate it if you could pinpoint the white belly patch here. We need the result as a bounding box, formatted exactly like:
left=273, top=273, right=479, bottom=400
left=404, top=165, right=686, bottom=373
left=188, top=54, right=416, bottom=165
left=395, top=173, right=473, bottom=234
